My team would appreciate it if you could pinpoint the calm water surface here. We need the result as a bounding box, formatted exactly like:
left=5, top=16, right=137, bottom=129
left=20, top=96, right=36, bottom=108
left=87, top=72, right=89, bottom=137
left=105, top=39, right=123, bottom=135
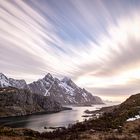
left=0, top=103, right=118, bottom=132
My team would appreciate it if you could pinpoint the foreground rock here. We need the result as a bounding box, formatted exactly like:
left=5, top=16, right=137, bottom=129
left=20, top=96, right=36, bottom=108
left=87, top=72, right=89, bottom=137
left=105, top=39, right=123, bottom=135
left=0, top=87, right=62, bottom=117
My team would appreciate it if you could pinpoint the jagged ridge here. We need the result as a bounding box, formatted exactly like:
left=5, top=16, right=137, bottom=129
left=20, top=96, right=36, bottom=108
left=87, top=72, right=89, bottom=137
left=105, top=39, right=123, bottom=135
left=0, top=73, right=103, bottom=105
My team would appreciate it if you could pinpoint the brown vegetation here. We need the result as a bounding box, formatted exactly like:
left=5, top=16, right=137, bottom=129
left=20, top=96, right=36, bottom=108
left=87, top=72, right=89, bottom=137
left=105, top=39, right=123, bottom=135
left=0, top=93, right=140, bottom=140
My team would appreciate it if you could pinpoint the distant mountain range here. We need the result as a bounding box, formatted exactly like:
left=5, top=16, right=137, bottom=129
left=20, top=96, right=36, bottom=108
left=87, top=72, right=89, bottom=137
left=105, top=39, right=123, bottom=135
left=0, top=73, right=103, bottom=105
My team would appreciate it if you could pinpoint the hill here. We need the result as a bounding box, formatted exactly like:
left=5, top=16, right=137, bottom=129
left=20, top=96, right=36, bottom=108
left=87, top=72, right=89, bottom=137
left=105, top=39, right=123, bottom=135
left=0, top=87, right=62, bottom=117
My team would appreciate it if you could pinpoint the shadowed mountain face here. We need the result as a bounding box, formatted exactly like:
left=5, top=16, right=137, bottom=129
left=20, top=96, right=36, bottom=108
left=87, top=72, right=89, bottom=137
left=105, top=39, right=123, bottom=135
left=0, top=87, right=62, bottom=117
left=0, top=73, right=103, bottom=105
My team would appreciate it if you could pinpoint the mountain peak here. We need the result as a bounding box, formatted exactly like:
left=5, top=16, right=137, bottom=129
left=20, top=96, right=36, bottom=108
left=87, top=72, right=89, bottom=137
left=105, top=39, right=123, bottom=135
left=0, top=73, right=9, bottom=87
left=61, top=77, right=71, bottom=83
left=0, top=72, right=4, bottom=75
left=45, top=73, right=53, bottom=79
left=0, top=73, right=8, bottom=80
left=0, top=73, right=27, bottom=89
left=43, top=73, right=54, bottom=83
left=0, top=73, right=6, bottom=77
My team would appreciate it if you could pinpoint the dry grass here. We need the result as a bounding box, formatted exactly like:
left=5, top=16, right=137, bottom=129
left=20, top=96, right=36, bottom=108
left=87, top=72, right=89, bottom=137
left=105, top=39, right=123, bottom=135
left=79, top=131, right=140, bottom=140
left=0, top=136, right=35, bottom=140
left=123, top=119, right=140, bottom=133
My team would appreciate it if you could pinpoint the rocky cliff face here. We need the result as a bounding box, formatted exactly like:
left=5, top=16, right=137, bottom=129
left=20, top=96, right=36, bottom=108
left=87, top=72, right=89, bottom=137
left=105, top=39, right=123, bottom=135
left=0, top=87, right=62, bottom=117
left=0, top=73, right=103, bottom=105
left=28, top=74, right=103, bottom=105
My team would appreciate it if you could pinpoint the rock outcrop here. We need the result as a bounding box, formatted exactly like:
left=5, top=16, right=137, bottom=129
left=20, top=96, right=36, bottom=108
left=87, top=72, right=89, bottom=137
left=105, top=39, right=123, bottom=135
left=0, top=87, right=62, bottom=117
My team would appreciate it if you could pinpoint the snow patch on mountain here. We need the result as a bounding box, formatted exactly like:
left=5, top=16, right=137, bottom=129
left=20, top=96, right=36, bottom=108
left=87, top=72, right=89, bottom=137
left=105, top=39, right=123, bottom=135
left=0, top=73, right=103, bottom=105
left=59, top=82, right=75, bottom=96
left=0, top=73, right=10, bottom=87
left=0, top=73, right=26, bottom=88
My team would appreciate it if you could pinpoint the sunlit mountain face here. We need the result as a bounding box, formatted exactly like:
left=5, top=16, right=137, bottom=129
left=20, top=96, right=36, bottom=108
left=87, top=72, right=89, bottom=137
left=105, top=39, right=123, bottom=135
left=0, top=0, right=140, bottom=101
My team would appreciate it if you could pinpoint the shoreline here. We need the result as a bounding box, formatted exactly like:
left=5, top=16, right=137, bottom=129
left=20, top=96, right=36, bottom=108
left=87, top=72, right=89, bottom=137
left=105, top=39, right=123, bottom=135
left=0, top=106, right=72, bottom=119
left=0, top=94, right=139, bottom=140
left=0, top=104, right=106, bottom=132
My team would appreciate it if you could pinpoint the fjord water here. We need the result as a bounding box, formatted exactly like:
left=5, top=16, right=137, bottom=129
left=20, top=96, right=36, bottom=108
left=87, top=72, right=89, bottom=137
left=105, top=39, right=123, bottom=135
left=0, top=103, right=118, bottom=132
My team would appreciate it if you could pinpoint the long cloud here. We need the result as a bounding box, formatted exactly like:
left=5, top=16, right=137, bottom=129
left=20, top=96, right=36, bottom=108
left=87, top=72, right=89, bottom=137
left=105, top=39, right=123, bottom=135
left=0, top=0, right=140, bottom=101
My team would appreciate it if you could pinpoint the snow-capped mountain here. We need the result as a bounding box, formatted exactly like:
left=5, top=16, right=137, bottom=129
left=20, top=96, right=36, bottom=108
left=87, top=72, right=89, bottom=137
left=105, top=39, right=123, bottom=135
left=0, top=73, right=9, bottom=87
left=28, top=73, right=103, bottom=105
left=0, top=73, right=27, bottom=88
left=0, top=73, right=103, bottom=105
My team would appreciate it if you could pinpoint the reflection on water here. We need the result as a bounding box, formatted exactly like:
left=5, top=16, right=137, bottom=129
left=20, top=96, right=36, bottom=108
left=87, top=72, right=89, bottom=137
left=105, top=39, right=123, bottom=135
left=0, top=103, right=118, bottom=132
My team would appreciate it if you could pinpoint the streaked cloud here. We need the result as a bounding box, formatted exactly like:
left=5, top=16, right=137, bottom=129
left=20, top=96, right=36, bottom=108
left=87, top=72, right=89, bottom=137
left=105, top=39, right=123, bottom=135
left=0, top=0, right=140, bottom=101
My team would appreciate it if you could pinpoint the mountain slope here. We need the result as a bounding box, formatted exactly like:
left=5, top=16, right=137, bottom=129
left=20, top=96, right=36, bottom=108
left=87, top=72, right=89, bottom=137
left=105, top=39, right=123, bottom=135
left=0, top=87, right=62, bottom=117
left=110, top=93, right=140, bottom=125
left=0, top=73, right=103, bottom=105
left=28, top=74, right=103, bottom=105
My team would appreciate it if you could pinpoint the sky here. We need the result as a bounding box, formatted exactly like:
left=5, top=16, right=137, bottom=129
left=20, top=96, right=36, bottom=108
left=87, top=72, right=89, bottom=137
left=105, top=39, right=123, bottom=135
left=0, top=0, right=140, bottom=102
